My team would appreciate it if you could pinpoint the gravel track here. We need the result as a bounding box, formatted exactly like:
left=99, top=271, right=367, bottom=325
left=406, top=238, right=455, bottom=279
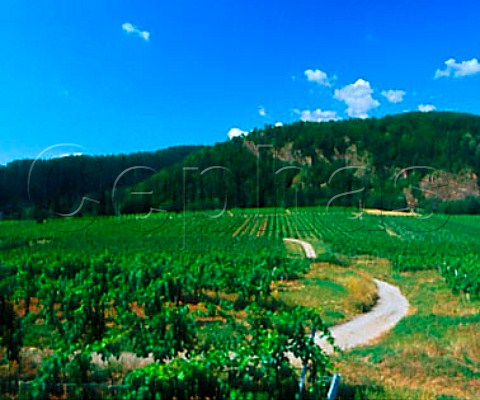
left=284, top=238, right=410, bottom=364
left=283, top=238, right=317, bottom=258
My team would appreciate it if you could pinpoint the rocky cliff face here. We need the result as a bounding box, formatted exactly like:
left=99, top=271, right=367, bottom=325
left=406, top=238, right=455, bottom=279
left=420, top=170, right=479, bottom=201
left=244, top=135, right=480, bottom=207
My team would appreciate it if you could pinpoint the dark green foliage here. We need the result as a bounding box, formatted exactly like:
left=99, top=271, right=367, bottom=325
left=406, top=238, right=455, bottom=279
left=438, top=255, right=480, bottom=299
left=141, top=112, right=480, bottom=213
left=122, top=360, right=223, bottom=400
left=0, top=145, right=200, bottom=219
left=3, top=112, right=480, bottom=218
left=0, top=220, right=333, bottom=398
left=428, top=195, right=480, bottom=214
left=0, top=263, right=23, bottom=363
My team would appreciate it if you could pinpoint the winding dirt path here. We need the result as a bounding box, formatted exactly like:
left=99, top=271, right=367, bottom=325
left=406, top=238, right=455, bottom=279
left=283, top=238, right=410, bottom=357
left=283, top=238, right=316, bottom=258
left=318, top=279, right=409, bottom=353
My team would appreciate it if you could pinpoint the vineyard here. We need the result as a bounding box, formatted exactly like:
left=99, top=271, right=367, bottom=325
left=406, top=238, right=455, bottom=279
left=0, top=207, right=479, bottom=399
left=0, top=210, right=332, bottom=399
left=230, top=208, right=480, bottom=299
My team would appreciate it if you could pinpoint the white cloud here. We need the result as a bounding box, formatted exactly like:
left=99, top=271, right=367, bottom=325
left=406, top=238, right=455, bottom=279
left=54, top=152, right=83, bottom=159
left=418, top=104, right=436, bottom=112
left=434, top=68, right=450, bottom=79
left=381, top=89, right=406, bottom=103
left=259, top=107, right=267, bottom=117
left=297, top=109, right=340, bottom=123
left=334, top=79, right=379, bottom=118
left=274, top=122, right=283, bottom=127
left=122, top=22, right=150, bottom=41
left=304, top=69, right=331, bottom=86
left=227, top=127, right=248, bottom=140
left=435, top=58, right=480, bottom=78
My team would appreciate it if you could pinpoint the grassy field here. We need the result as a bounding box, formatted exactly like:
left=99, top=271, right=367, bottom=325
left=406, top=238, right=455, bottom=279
left=289, top=212, right=480, bottom=399
left=276, top=262, right=378, bottom=326
left=334, top=256, right=479, bottom=399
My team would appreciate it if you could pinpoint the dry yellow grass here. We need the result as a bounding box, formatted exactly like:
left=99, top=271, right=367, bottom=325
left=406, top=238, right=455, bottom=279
left=446, top=323, right=480, bottom=364
left=385, top=227, right=401, bottom=237
left=282, top=240, right=307, bottom=258
left=363, top=208, right=420, bottom=217
left=334, top=260, right=480, bottom=400
left=341, top=270, right=378, bottom=312
left=277, top=262, right=378, bottom=326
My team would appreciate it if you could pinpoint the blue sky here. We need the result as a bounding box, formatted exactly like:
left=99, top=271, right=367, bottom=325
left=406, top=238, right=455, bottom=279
left=1, top=0, right=480, bottom=164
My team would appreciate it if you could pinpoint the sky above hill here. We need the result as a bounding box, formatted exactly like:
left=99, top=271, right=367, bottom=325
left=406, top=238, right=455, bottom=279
left=1, top=0, right=480, bottom=164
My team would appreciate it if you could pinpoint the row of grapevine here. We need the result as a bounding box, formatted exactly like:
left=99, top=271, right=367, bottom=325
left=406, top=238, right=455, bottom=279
left=0, top=214, right=335, bottom=399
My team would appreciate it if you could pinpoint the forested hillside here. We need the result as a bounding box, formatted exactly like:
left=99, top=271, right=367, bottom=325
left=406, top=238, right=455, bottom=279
left=133, top=111, right=480, bottom=214
left=2, top=111, right=480, bottom=219
left=0, top=146, right=201, bottom=219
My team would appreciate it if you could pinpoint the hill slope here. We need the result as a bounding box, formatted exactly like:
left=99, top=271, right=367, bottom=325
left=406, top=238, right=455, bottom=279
left=3, top=111, right=480, bottom=218
left=0, top=146, right=201, bottom=219
left=133, top=111, right=480, bottom=213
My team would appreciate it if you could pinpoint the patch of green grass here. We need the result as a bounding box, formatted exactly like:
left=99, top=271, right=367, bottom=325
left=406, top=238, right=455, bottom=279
left=278, top=277, right=348, bottom=326
left=333, top=261, right=480, bottom=399
left=276, top=264, right=377, bottom=326
left=315, top=252, right=350, bottom=266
